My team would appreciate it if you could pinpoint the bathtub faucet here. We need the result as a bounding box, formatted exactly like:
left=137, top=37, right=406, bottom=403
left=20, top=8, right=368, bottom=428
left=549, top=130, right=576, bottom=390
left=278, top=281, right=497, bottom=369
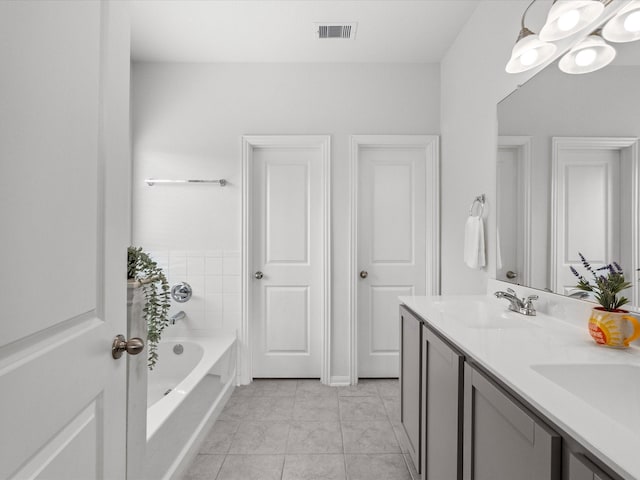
left=170, top=311, right=186, bottom=325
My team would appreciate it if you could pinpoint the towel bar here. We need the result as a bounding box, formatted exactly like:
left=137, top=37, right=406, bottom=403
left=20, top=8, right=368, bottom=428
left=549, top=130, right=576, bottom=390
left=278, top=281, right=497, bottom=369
left=145, top=178, right=227, bottom=186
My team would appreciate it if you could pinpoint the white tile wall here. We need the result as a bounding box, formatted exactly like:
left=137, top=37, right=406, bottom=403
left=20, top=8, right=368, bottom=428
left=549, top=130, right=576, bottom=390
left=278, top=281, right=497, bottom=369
left=147, top=249, right=240, bottom=335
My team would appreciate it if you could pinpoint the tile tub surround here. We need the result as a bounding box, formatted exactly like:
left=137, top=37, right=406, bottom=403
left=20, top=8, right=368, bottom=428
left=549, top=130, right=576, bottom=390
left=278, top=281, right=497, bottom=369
left=401, top=293, right=640, bottom=480
left=183, top=379, right=418, bottom=480
left=145, top=249, right=241, bottom=332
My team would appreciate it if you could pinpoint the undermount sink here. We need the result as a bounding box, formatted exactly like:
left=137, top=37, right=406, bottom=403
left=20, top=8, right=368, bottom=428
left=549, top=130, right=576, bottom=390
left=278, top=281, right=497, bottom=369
left=433, top=299, right=536, bottom=329
left=531, top=363, right=640, bottom=431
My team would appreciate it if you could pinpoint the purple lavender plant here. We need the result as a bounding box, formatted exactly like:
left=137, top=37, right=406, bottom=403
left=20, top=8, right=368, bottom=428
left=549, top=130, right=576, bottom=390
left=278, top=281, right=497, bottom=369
left=570, top=253, right=631, bottom=311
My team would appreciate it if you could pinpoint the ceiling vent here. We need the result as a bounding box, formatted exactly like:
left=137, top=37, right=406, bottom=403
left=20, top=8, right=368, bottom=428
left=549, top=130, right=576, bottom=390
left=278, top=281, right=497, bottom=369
left=315, top=22, right=358, bottom=40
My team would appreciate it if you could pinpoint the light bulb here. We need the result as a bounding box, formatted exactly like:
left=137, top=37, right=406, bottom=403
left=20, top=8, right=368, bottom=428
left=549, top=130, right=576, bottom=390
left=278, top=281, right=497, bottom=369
left=520, top=48, right=539, bottom=66
left=623, top=11, right=640, bottom=32
left=557, top=10, right=580, bottom=31
left=574, top=48, right=597, bottom=66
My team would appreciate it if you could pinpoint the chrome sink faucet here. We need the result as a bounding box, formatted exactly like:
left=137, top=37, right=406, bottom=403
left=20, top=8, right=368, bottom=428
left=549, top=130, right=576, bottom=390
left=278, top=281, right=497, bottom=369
left=494, top=288, right=538, bottom=316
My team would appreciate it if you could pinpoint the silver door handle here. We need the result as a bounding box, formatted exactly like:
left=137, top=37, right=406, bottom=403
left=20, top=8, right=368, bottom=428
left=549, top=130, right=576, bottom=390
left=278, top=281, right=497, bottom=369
left=506, top=270, right=517, bottom=279
left=360, top=270, right=368, bottom=279
left=112, top=335, right=144, bottom=359
left=254, top=271, right=264, bottom=280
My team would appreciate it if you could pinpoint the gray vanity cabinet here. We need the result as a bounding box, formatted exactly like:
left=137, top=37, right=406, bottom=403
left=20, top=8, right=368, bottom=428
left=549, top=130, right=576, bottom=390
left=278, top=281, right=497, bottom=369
left=400, top=306, right=423, bottom=474
left=567, top=452, right=613, bottom=480
left=463, top=363, right=562, bottom=480
left=422, top=325, right=464, bottom=480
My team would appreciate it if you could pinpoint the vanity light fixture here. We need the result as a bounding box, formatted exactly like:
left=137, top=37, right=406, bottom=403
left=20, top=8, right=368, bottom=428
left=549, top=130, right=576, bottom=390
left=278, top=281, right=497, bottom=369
left=558, top=29, right=617, bottom=73
left=506, top=0, right=558, bottom=73
left=539, top=0, right=606, bottom=41
left=602, top=0, right=640, bottom=42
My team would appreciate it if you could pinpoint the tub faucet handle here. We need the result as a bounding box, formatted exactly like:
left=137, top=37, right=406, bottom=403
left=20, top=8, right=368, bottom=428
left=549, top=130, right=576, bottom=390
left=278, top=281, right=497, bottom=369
left=171, top=282, right=193, bottom=303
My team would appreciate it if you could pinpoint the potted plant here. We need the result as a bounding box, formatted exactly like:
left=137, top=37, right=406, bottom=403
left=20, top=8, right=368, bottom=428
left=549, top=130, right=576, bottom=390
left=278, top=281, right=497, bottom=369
left=570, top=253, right=640, bottom=348
left=127, top=246, right=171, bottom=368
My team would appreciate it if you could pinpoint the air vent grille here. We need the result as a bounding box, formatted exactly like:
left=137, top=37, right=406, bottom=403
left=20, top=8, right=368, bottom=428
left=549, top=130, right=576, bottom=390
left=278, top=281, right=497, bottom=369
left=315, top=23, right=357, bottom=40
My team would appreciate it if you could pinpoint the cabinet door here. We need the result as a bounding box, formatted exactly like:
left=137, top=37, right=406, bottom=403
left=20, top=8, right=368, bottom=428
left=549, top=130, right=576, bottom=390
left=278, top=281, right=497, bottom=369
left=422, top=326, right=464, bottom=480
left=568, top=452, right=613, bottom=480
left=463, top=364, right=562, bottom=480
left=400, top=306, right=422, bottom=473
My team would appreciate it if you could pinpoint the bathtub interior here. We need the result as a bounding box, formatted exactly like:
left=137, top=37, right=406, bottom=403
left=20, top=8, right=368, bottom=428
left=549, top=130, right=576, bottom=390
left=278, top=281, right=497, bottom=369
left=147, top=341, right=204, bottom=408
left=144, top=335, right=236, bottom=480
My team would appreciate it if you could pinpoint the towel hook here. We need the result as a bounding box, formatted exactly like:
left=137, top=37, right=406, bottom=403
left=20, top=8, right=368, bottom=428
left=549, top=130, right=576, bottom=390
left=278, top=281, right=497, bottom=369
left=469, top=194, right=485, bottom=217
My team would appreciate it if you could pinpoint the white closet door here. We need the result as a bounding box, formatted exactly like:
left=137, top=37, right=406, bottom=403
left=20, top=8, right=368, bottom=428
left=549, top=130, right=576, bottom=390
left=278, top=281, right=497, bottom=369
left=356, top=140, right=429, bottom=378
left=250, top=138, right=328, bottom=378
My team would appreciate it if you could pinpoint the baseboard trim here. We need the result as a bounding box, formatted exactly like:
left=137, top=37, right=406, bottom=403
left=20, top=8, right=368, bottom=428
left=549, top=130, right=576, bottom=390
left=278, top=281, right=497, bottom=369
left=329, top=376, right=351, bottom=386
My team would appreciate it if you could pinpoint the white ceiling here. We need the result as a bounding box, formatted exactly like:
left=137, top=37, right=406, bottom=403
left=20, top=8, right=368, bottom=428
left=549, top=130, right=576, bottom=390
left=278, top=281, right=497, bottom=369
left=130, top=0, right=480, bottom=63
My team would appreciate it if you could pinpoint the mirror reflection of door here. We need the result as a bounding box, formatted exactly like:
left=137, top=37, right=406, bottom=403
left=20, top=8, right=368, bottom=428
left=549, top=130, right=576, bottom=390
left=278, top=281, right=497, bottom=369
left=551, top=137, right=637, bottom=304
left=497, top=137, right=531, bottom=285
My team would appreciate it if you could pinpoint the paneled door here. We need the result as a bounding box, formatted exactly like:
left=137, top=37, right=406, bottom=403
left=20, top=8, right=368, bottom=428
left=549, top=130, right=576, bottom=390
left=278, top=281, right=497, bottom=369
left=551, top=137, right=637, bottom=300
left=352, top=135, right=439, bottom=378
left=497, top=137, right=531, bottom=286
left=0, top=2, right=130, bottom=479
left=245, top=136, right=330, bottom=379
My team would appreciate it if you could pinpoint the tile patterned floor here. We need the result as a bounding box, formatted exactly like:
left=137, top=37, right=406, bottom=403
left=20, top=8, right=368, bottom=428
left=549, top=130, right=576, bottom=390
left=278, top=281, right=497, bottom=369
left=184, top=379, right=419, bottom=480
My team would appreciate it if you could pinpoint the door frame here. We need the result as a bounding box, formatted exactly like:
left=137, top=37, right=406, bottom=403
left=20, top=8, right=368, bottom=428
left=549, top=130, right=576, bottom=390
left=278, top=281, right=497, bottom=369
left=550, top=136, right=639, bottom=303
left=497, top=136, right=532, bottom=286
left=348, top=135, right=440, bottom=385
left=241, top=135, right=331, bottom=385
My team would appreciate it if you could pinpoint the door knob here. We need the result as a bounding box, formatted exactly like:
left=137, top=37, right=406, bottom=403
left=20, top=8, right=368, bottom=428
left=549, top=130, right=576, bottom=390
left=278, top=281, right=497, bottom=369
left=254, top=271, right=264, bottom=280
left=360, top=270, right=368, bottom=279
left=506, top=270, right=518, bottom=279
left=112, top=335, right=145, bottom=359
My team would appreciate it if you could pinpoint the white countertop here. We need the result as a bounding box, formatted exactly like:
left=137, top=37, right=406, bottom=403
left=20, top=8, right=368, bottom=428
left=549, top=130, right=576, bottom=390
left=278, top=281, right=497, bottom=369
left=400, top=294, right=640, bottom=480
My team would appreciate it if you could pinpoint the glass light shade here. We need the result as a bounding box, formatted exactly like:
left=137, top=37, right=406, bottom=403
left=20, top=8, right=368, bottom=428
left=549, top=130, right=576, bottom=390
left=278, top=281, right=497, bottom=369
left=539, top=1, right=605, bottom=41
left=602, top=0, right=640, bottom=43
left=558, top=34, right=616, bottom=74
left=506, top=30, right=558, bottom=73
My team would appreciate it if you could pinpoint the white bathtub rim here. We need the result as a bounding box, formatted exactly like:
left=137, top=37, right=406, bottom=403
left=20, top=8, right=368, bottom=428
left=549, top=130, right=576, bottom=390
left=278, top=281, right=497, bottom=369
left=146, top=333, right=236, bottom=441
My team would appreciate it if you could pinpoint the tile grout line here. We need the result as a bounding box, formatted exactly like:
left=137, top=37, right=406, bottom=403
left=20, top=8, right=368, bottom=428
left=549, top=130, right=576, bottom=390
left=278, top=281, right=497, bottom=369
left=280, top=391, right=295, bottom=480
left=339, top=396, right=348, bottom=480
left=279, top=453, right=285, bottom=480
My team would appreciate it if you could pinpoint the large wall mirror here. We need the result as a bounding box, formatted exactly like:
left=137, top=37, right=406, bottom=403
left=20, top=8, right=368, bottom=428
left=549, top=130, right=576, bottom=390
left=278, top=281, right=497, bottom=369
left=497, top=40, right=640, bottom=306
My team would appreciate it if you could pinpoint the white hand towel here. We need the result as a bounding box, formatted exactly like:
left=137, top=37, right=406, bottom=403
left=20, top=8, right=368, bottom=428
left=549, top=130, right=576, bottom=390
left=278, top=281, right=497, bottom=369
left=464, top=215, right=486, bottom=269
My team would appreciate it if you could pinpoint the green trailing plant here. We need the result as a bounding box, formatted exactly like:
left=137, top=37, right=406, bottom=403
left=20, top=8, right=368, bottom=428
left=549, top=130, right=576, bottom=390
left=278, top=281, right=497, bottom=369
left=127, top=246, right=170, bottom=369
left=570, top=252, right=631, bottom=312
